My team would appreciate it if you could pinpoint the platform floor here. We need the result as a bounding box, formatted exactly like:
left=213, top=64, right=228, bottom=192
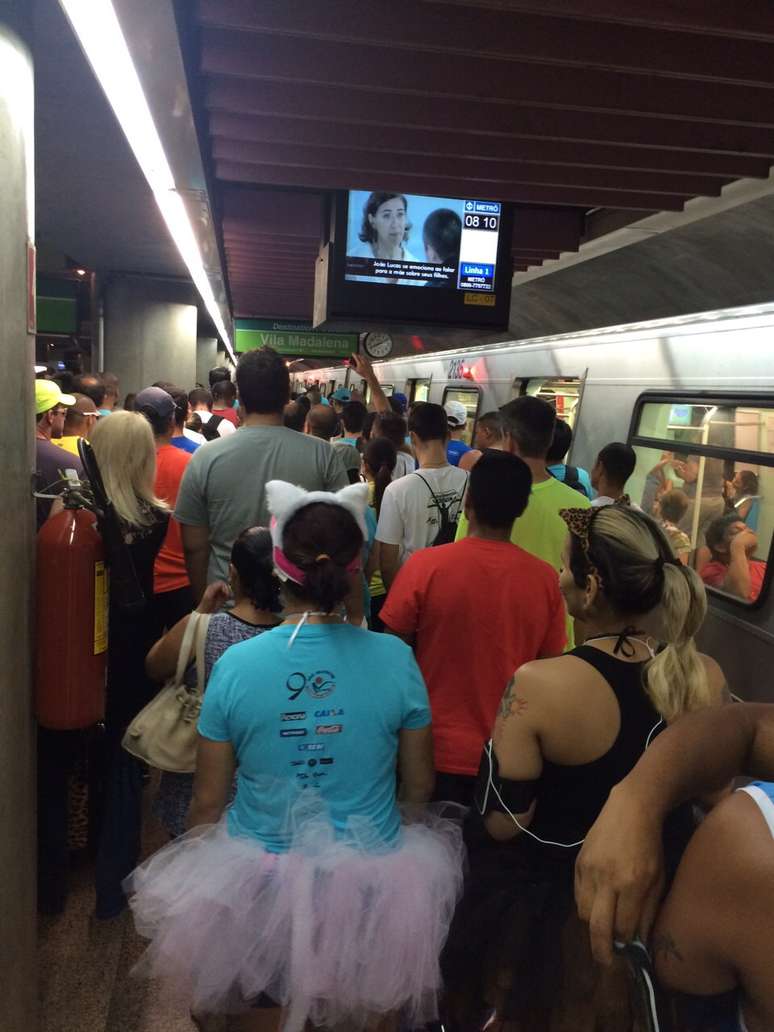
left=38, top=782, right=196, bottom=1032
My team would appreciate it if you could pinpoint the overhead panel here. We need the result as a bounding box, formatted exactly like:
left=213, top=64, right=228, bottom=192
left=188, top=0, right=774, bottom=319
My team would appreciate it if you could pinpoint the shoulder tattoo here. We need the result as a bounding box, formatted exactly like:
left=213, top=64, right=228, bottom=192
left=498, top=676, right=528, bottom=720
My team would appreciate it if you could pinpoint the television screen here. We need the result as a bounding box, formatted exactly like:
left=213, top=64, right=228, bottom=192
left=344, top=190, right=503, bottom=294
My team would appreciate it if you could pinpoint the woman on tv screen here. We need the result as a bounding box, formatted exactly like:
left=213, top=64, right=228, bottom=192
left=352, top=192, right=420, bottom=263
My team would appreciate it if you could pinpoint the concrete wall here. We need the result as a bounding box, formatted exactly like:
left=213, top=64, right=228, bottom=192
left=0, top=11, right=37, bottom=1028
left=103, top=275, right=198, bottom=393
left=508, top=193, right=774, bottom=341
left=196, top=336, right=218, bottom=388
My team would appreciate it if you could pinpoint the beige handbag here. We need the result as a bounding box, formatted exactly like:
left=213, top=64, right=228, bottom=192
left=122, top=611, right=211, bottom=773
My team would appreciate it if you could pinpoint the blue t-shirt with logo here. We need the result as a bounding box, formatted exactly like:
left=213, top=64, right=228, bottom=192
left=198, top=622, right=431, bottom=851
left=447, top=439, right=471, bottom=467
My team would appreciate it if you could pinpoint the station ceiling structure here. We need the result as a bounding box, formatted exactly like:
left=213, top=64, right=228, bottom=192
left=183, top=0, right=774, bottom=321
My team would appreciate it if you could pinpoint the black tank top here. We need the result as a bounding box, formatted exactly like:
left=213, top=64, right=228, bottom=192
left=526, top=645, right=664, bottom=851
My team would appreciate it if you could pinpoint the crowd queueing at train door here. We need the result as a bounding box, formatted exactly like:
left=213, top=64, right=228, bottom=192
left=33, top=344, right=774, bottom=1032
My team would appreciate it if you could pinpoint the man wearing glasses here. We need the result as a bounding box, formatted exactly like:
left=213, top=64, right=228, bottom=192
left=35, top=379, right=83, bottom=529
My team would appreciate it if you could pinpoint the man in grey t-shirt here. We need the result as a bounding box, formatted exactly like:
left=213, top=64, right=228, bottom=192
left=175, top=348, right=348, bottom=600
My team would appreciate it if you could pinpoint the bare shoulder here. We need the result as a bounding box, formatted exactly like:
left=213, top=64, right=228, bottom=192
left=502, top=654, right=596, bottom=711
left=697, top=651, right=729, bottom=703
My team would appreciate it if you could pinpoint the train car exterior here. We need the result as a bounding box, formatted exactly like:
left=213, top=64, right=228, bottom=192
left=299, top=302, right=774, bottom=702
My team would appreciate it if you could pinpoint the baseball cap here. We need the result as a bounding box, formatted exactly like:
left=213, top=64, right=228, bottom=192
left=444, top=400, right=468, bottom=428
left=35, top=379, right=76, bottom=415
left=331, top=387, right=352, bottom=403
left=391, top=391, right=408, bottom=414
left=134, top=386, right=175, bottom=420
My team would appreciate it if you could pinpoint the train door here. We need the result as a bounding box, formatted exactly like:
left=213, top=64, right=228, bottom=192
left=366, top=382, right=394, bottom=406
left=408, top=377, right=432, bottom=404
left=442, top=385, right=482, bottom=446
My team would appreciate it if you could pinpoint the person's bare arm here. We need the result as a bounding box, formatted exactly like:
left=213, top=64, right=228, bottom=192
left=397, top=725, right=435, bottom=805
left=365, top=539, right=380, bottom=583
left=181, top=523, right=210, bottom=604
left=458, top=449, right=482, bottom=472
left=485, top=669, right=543, bottom=841
left=723, top=530, right=756, bottom=600
left=379, top=543, right=401, bottom=591
left=188, top=737, right=236, bottom=829
left=145, top=581, right=230, bottom=682
left=350, top=353, right=390, bottom=414
left=575, top=703, right=774, bottom=964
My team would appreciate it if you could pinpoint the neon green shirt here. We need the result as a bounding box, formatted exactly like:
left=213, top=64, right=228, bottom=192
left=456, top=475, right=590, bottom=646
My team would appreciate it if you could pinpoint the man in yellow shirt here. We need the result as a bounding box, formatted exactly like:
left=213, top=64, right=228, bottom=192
left=456, top=399, right=590, bottom=644
left=53, top=393, right=98, bottom=456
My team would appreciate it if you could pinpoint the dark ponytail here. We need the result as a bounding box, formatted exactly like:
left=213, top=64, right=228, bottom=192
left=230, top=527, right=281, bottom=612
left=282, top=502, right=363, bottom=613
left=364, top=437, right=397, bottom=517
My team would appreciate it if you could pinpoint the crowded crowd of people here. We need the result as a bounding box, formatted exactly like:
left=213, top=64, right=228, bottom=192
left=32, top=348, right=774, bottom=1031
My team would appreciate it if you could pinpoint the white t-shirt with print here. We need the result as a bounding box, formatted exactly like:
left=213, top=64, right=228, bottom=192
left=376, top=465, right=468, bottom=563
left=197, top=410, right=235, bottom=438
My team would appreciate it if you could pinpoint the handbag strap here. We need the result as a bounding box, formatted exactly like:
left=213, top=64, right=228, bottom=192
left=191, top=612, right=211, bottom=699
left=174, top=611, right=202, bottom=687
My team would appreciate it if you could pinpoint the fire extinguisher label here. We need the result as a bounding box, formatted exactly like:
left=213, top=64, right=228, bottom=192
left=94, top=561, right=108, bottom=655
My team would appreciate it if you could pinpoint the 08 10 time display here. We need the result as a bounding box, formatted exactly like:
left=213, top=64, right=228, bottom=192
left=463, top=213, right=499, bottom=231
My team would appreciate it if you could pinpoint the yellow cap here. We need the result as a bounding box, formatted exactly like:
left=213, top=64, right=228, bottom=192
left=35, top=379, right=76, bottom=415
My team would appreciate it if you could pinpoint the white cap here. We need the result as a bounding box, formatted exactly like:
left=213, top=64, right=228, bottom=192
left=444, top=400, right=468, bottom=428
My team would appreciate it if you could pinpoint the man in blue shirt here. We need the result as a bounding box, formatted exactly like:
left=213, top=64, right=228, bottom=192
left=546, top=417, right=593, bottom=500
left=445, top=400, right=472, bottom=467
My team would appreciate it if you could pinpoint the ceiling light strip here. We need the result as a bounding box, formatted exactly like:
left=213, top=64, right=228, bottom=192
left=58, top=0, right=234, bottom=360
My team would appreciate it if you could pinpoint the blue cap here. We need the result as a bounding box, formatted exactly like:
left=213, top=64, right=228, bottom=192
left=392, top=391, right=408, bottom=413
left=331, top=388, right=352, bottom=403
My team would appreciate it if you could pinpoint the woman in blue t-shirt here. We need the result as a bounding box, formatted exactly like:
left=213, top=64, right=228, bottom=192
left=125, top=481, right=463, bottom=1032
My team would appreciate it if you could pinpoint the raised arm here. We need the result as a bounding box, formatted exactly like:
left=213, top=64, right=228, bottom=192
left=575, top=702, right=774, bottom=963
left=350, top=353, right=390, bottom=414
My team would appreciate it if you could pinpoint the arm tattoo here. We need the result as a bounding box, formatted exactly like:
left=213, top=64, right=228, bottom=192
left=498, top=677, right=528, bottom=720
left=651, top=933, right=683, bottom=963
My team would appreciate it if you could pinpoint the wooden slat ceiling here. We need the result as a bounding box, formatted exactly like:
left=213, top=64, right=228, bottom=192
left=190, top=0, right=774, bottom=319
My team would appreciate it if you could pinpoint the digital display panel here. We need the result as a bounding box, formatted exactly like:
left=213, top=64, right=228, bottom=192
left=344, top=190, right=502, bottom=293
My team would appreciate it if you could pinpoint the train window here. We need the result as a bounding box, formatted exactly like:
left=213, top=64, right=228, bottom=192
left=629, top=395, right=774, bottom=609
left=327, top=379, right=336, bottom=397
left=442, top=386, right=481, bottom=446
left=519, top=377, right=585, bottom=430
left=408, top=378, right=431, bottom=404
left=365, top=382, right=393, bottom=406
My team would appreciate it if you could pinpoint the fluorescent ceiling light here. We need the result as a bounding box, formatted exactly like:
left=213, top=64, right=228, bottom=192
left=58, top=0, right=234, bottom=360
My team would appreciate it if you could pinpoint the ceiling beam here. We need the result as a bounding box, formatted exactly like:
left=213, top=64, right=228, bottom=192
left=196, top=0, right=774, bottom=86
left=200, top=28, right=774, bottom=128
left=212, top=137, right=729, bottom=197
left=205, top=79, right=774, bottom=158
left=215, top=159, right=687, bottom=211
left=208, top=112, right=771, bottom=180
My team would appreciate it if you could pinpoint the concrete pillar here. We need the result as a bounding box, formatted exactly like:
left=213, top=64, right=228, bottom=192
left=196, top=336, right=218, bottom=388
left=0, top=10, right=37, bottom=1029
left=103, top=275, right=198, bottom=393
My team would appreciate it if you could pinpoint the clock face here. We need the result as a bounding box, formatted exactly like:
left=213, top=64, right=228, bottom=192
left=363, top=332, right=393, bottom=359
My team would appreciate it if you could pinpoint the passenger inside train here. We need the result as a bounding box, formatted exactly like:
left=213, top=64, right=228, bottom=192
left=33, top=343, right=774, bottom=1032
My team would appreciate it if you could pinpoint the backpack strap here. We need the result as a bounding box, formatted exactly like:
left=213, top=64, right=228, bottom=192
left=413, top=471, right=468, bottom=515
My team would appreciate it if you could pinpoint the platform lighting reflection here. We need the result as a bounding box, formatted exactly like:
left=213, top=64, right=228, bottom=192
left=57, top=0, right=234, bottom=360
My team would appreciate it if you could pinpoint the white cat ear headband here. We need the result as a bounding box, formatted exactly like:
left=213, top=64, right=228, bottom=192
left=265, top=480, right=369, bottom=585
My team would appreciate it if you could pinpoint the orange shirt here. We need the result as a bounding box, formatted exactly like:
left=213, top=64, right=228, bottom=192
left=380, top=537, right=567, bottom=775
left=154, top=444, right=192, bottom=594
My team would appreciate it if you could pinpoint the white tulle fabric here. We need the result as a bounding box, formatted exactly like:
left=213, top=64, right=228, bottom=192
left=125, top=793, right=464, bottom=1031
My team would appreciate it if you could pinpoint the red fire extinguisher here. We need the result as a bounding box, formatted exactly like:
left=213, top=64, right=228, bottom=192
left=35, top=500, right=108, bottom=729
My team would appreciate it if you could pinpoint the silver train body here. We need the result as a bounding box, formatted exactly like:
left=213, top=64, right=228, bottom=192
left=298, top=302, right=774, bottom=701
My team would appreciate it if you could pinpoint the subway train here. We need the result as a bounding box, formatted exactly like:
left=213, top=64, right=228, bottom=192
left=298, top=301, right=774, bottom=702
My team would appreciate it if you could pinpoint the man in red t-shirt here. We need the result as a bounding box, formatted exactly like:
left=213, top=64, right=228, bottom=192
left=134, top=387, right=194, bottom=632
left=211, top=378, right=240, bottom=427
left=701, top=513, right=767, bottom=603
left=381, top=450, right=567, bottom=804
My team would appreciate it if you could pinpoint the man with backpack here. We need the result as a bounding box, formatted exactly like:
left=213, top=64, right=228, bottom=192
left=381, top=451, right=566, bottom=804
left=376, top=402, right=468, bottom=590
left=546, top=417, right=593, bottom=499
left=188, top=387, right=235, bottom=441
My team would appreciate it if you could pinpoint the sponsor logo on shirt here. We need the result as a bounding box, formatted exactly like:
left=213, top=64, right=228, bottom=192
left=298, top=743, right=324, bottom=752
left=281, top=711, right=306, bottom=721
left=312, top=772, right=328, bottom=779
left=280, top=728, right=307, bottom=738
left=316, top=724, right=343, bottom=735
left=307, top=759, right=317, bottom=767
left=296, top=773, right=310, bottom=780
left=314, top=708, right=343, bottom=718
left=319, top=757, right=335, bottom=766
left=287, top=670, right=335, bottom=702
left=291, top=760, right=305, bottom=766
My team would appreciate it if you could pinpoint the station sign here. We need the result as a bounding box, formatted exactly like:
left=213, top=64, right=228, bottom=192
left=235, top=319, right=358, bottom=358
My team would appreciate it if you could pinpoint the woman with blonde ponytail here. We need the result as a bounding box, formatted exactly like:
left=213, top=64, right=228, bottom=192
left=441, top=501, right=727, bottom=1032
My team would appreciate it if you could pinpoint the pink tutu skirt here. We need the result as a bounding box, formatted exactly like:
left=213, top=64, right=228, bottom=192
left=125, top=799, right=464, bottom=1031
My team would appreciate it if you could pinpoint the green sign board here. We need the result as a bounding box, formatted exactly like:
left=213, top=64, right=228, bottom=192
left=235, top=321, right=358, bottom=358
left=37, top=296, right=77, bottom=334
left=240, top=318, right=313, bottom=332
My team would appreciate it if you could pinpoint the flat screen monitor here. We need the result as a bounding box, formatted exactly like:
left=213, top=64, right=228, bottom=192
left=320, top=191, right=513, bottom=329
